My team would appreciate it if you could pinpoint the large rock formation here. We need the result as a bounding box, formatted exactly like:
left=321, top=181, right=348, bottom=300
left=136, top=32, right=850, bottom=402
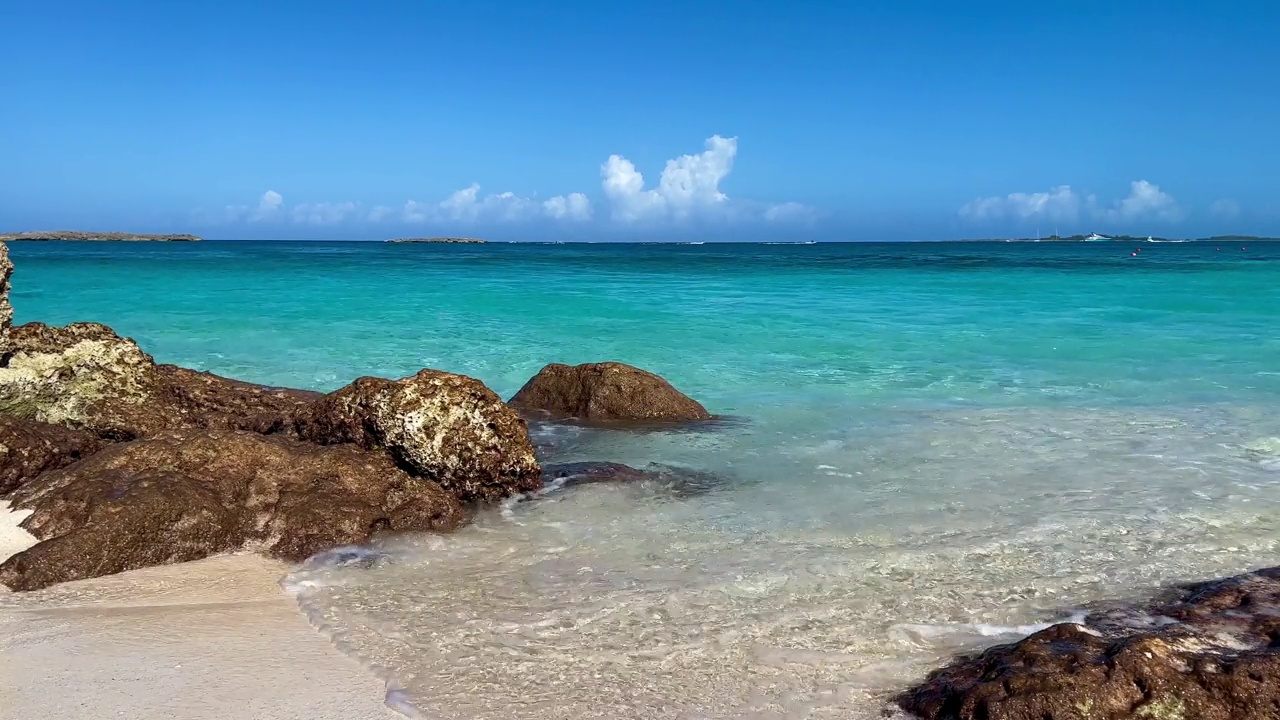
left=0, top=242, right=13, bottom=342
left=0, top=322, right=318, bottom=440
left=0, top=416, right=103, bottom=497
left=0, top=322, right=156, bottom=437
left=0, top=247, right=549, bottom=592
left=0, top=429, right=470, bottom=591
left=509, top=362, right=711, bottom=424
left=148, top=364, right=321, bottom=435
left=295, top=369, right=541, bottom=502
left=899, top=566, right=1280, bottom=720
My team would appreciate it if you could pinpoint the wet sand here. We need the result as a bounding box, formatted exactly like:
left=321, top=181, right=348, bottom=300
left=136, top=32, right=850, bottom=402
left=1, top=503, right=397, bottom=720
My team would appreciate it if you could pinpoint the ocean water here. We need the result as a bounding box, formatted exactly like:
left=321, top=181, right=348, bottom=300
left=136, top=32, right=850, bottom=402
left=13, top=240, right=1280, bottom=718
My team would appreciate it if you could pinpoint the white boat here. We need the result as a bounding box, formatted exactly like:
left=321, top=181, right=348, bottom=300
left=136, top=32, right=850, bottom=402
left=1084, top=232, right=1111, bottom=242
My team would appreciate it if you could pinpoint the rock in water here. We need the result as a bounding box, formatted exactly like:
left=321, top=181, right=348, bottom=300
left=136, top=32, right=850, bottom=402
left=295, top=369, right=541, bottom=502
left=542, top=461, right=734, bottom=497
left=0, top=429, right=469, bottom=591
left=0, top=322, right=318, bottom=439
left=509, top=362, right=711, bottom=424
left=0, top=416, right=104, bottom=497
left=898, top=566, right=1280, bottom=720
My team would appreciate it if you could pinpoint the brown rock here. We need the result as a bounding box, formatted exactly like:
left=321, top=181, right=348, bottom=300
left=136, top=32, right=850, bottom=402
left=898, top=566, right=1280, bottom=720
left=0, top=321, right=317, bottom=439
left=509, top=362, right=711, bottom=424
left=0, top=416, right=103, bottom=497
left=295, top=369, right=541, bottom=502
left=0, top=322, right=157, bottom=438
left=0, top=429, right=469, bottom=591
left=0, top=242, right=13, bottom=340
left=149, top=364, right=321, bottom=434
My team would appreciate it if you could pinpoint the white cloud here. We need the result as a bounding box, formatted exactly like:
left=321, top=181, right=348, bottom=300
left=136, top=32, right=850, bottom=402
left=602, top=135, right=738, bottom=222
left=254, top=190, right=284, bottom=220
left=961, top=180, right=1184, bottom=226
left=367, top=205, right=395, bottom=222
left=1098, top=180, right=1183, bottom=223
left=1209, top=198, right=1242, bottom=220
left=764, top=201, right=819, bottom=224
left=225, top=190, right=285, bottom=222
left=217, top=136, right=804, bottom=229
left=292, top=201, right=358, bottom=226
left=401, top=184, right=580, bottom=224
left=543, top=193, right=592, bottom=221
left=959, top=185, right=1081, bottom=222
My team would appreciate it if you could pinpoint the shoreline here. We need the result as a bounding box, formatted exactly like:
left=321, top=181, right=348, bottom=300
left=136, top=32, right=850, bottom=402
left=1, top=503, right=398, bottom=720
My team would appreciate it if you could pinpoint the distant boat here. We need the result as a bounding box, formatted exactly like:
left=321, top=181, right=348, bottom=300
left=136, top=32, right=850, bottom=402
left=1084, top=232, right=1111, bottom=242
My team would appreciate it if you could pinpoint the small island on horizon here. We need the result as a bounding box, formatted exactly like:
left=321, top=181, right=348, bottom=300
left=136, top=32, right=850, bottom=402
left=962, top=232, right=1279, bottom=243
left=0, top=230, right=202, bottom=242
left=386, top=236, right=487, bottom=244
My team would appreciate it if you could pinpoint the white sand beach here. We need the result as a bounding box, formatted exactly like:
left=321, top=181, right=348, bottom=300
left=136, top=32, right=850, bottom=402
left=0, top=503, right=397, bottom=720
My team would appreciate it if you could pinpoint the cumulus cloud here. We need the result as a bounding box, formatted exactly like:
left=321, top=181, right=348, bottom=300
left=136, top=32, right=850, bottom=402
left=367, top=205, right=395, bottom=222
left=763, top=201, right=820, bottom=224
left=225, top=190, right=285, bottom=222
left=960, top=180, right=1185, bottom=226
left=442, top=186, right=535, bottom=222
left=1210, top=198, right=1242, bottom=220
left=217, top=136, right=806, bottom=229
left=292, top=201, right=358, bottom=226
left=254, top=190, right=284, bottom=220
left=400, top=184, right=591, bottom=224
left=602, top=135, right=737, bottom=222
left=959, top=185, right=1081, bottom=222
left=1097, top=180, right=1183, bottom=223
left=543, top=193, right=592, bottom=221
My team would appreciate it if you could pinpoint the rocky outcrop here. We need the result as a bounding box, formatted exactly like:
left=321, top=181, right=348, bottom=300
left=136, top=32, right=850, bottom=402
left=0, top=248, right=548, bottom=592
left=148, top=364, right=320, bottom=435
left=0, top=429, right=469, bottom=591
left=0, top=323, right=156, bottom=437
left=509, top=362, right=711, bottom=424
left=295, top=370, right=541, bottom=502
left=899, top=566, right=1280, bottom=720
left=0, top=322, right=318, bottom=440
left=0, top=416, right=103, bottom=497
left=0, top=242, right=13, bottom=341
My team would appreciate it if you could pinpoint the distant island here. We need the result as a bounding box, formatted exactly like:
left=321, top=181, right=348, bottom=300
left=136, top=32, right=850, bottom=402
left=0, top=231, right=201, bottom=242
left=964, top=232, right=1279, bottom=243
left=386, top=237, right=487, bottom=244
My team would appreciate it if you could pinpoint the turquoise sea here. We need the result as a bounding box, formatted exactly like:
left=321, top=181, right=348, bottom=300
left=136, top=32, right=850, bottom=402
left=14, top=240, right=1280, bottom=719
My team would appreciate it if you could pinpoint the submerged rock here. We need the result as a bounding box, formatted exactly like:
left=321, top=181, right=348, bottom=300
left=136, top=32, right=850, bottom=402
left=0, top=321, right=318, bottom=439
left=509, top=362, right=711, bottom=424
left=295, top=369, right=541, bottom=502
left=542, top=461, right=732, bottom=497
left=0, top=416, right=103, bottom=497
left=899, top=566, right=1280, bottom=720
left=0, top=429, right=469, bottom=591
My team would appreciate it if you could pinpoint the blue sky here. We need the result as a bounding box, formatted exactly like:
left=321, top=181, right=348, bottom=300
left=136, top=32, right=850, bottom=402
left=2, top=1, right=1277, bottom=241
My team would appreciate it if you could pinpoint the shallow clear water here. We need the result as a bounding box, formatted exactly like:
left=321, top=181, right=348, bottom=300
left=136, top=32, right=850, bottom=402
left=15, top=240, right=1280, bottom=718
